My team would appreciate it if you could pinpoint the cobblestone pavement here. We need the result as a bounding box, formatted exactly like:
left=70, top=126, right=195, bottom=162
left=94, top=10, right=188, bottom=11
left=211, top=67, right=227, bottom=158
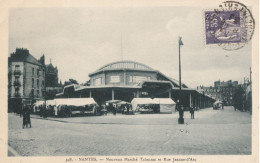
left=8, top=106, right=252, bottom=156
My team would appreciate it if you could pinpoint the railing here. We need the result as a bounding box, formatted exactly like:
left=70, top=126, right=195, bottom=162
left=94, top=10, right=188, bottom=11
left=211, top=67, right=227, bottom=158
left=13, top=80, right=21, bottom=86
left=13, top=70, right=22, bottom=75
left=14, top=93, right=21, bottom=97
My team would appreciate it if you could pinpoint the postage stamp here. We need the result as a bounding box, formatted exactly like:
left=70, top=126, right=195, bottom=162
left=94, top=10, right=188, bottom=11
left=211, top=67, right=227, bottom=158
left=204, top=1, right=255, bottom=50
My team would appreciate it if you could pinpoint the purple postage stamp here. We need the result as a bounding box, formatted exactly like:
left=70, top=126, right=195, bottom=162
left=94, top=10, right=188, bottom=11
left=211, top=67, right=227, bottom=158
left=204, top=1, right=255, bottom=50
left=205, top=10, right=242, bottom=44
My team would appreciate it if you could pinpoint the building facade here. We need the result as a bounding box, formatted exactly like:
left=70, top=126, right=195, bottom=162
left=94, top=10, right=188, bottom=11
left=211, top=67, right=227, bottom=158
left=8, top=48, right=45, bottom=111
left=197, top=80, right=239, bottom=106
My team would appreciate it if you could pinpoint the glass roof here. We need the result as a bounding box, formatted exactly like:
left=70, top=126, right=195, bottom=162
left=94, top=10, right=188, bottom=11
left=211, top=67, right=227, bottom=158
left=98, top=61, right=153, bottom=71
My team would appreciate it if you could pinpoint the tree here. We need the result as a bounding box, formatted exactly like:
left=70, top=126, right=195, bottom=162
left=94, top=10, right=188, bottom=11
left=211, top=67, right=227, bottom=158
left=64, top=78, right=79, bottom=87
left=83, top=80, right=90, bottom=86
left=233, top=86, right=245, bottom=111
left=59, top=80, right=63, bottom=87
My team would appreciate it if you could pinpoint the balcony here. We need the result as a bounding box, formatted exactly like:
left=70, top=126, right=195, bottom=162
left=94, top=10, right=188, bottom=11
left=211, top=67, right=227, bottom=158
left=14, top=93, right=21, bottom=97
left=13, top=70, right=22, bottom=76
left=13, top=80, right=21, bottom=87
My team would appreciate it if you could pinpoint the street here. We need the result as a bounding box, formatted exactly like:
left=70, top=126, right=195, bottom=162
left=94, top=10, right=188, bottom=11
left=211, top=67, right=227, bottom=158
left=8, top=106, right=251, bottom=156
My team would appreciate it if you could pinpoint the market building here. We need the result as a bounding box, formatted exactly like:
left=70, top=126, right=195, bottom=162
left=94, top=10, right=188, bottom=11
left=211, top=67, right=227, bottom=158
left=57, top=61, right=214, bottom=108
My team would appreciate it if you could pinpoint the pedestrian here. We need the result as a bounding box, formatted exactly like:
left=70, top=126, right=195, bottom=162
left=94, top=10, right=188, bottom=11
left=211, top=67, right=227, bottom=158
left=190, top=106, right=195, bottom=119
left=54, top=105, right=58, bottom=117
left=127, top=105, right=129, bottom=115
left=39, top=105, right=43, bottom=117
left=178, top=105, right=184, bottom=124
left=175, top=100, right=180, bottom=112
left=113, top=104, right=117, bottom=115
left=23, top=105, right=31, bottom=129
left=26, top=105, right=32, bottom=128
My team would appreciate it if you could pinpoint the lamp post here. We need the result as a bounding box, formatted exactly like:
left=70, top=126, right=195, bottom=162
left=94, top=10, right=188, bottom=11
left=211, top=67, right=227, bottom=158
left=44, top=64, right=47, bottom=118
left=178, top=36, right=184, bottom=124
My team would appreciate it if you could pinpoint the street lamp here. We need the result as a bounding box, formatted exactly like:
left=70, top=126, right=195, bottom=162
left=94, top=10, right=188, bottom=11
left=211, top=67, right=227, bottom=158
left=178, top=36, right=184, bottom=124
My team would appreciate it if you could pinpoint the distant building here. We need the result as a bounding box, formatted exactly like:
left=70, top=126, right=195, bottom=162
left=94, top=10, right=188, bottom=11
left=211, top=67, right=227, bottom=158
left=45, top=61, right=63, bottom=99
left=46, top=61, right=58, bottom=87
left=214, top=80, right=238, bottom=87
left=8, top=48, right=45, bottom=110
left=197, top=80, right=239, bottom=106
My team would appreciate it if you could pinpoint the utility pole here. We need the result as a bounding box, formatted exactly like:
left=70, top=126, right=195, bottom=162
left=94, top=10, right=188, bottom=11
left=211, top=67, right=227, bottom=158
left=179, top=37, right=183, bottom=105
left=178, top=37, right=184, bottom=124
left=44, top=63, right=47, bottom=118
left=121, top=33, right=123, bottom=61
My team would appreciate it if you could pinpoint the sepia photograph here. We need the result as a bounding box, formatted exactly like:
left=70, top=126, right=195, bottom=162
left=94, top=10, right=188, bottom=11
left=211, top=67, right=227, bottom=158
left=1, top=0, right=259, bottom=162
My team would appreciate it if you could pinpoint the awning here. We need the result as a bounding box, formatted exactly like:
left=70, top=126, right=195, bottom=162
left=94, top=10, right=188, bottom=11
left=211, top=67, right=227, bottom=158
left=34, top=100, right=45, bottom=106
left=53, top=98, right=97, bottom=107
left=153, top=98, right=176, bottom=105
left=106, top=100, right=122, bottom=104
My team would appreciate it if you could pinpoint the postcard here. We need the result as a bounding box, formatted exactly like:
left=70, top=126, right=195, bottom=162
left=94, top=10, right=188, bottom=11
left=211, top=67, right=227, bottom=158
left=0, top=0, right=258, bottom=163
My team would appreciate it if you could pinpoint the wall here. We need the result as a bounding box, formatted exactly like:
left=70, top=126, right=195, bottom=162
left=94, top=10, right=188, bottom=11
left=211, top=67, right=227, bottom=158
left=23, top=62, right=45, bottom=99
left=125, top=71, right=157, bottom=86
left=90, top=70, right=157, bottom=86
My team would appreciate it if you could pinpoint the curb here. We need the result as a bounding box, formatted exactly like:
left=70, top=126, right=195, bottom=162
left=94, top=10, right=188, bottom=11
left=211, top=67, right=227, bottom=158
left=8, top=145, right=20, bottom=156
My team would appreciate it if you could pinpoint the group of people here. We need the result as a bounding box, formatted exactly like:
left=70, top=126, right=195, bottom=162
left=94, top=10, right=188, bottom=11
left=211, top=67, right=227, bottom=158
left=106, top=103, right=133, bottom=115
left=136, top=104, right=160, bottom=113
left=176, top=104, right=199, bottom=120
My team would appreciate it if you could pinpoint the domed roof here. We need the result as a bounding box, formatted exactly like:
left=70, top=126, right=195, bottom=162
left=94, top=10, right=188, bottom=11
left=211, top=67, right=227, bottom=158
left=97, top=60, right=153, bottom=71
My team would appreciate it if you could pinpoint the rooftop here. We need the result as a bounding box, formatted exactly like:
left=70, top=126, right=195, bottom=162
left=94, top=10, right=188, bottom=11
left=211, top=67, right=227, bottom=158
left=9, top=48, right=42, bottom=66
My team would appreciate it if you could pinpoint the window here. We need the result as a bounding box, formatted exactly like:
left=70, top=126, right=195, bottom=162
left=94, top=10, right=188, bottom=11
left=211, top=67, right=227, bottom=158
left=15, top=65, right=20, bottom=71
left=15, top=87, right=19, bottom=95
left=32, top=78, right=34, bottom=88
left=37, top=79, right=39, bottom=88
left=15, top=76, right=19, bottom=82
left=42, top=80, right=45, bottom=87
left=32, top=67, right=34, bottom=75
left=37, top=90, right=40, bottom=97
left=94, top=77, right=102, bottom=86
left=129, top=76, right=151, bottom=83
left=37, top=69, right=40, bottom=76
left=31, top=89, right=34, bottom=97
left=110, top=76, right=120, bottom=83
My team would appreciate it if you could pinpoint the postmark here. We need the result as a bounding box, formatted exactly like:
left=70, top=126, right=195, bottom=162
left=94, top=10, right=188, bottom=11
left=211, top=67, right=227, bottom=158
left=204, top=1, right=255, bottom=50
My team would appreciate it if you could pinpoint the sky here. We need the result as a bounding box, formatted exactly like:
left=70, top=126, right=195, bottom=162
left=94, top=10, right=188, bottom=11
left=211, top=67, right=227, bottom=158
left=9, top=7, right=252, bottom=88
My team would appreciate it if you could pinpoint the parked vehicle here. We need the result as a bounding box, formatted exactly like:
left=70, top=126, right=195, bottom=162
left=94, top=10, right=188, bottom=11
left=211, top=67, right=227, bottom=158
left=213, top=101, right=223, bottom=110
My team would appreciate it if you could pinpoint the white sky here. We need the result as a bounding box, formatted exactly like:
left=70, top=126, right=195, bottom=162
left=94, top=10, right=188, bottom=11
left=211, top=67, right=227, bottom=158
left=9, top=7, right=252, bottom=88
